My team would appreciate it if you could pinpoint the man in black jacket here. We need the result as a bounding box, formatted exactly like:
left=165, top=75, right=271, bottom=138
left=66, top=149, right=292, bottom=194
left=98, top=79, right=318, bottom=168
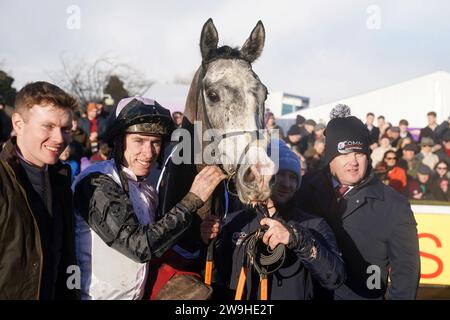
left=296, top=104, right=420, bottom=300
left=365, top=112, right=380, bottom=150
left=0, top=81, right=79, bottom=299
left=419, top=111, right=441, bottom=153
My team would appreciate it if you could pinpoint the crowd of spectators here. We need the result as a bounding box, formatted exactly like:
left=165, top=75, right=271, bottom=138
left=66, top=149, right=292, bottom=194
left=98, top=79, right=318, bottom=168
left=274, top=110, right=450, bottom=202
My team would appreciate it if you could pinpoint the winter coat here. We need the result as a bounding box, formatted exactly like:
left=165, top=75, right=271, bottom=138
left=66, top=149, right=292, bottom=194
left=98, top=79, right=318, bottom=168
left=0, top=138, right=79, bottom=299
left=72, top=159, right=205, bottom=299
left=296, top=168, right=420, bottom=300
left=213, top=204, right=346, bottom=300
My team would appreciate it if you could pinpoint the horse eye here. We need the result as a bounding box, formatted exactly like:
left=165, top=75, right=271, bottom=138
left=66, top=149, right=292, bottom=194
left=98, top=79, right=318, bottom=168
left=207, top=90, right=220, bottom=103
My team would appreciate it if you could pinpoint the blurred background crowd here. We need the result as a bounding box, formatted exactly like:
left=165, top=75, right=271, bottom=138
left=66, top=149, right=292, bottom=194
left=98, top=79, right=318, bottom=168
left=266, top=110, right=450, bottom=202
left=1, top=93, right=449, bottom=202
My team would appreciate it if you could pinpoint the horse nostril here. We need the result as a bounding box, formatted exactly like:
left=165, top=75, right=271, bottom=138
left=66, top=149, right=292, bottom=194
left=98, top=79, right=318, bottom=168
left=243, top=167, right=256, bottom=185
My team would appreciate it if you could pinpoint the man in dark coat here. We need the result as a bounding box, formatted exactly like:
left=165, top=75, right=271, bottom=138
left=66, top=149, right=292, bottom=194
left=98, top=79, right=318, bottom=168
left=419, top=111, right=441, bottom=152
left=296, top=104, right=420, bottom=300
left=365, top=112, right=380, bottom=149
left=286, top=115, right=309, bottom=154
left=436, top=131, right=450, bottom=165
left=0, top=81, right=80, bottom=299
left=436, top=116, right=449, bottom=142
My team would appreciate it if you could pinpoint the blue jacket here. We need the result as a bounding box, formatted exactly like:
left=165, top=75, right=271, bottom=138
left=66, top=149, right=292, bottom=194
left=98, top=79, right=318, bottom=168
left=213, top=204, right=346, bottom=300
left=297, top=168, right=420, bottom=300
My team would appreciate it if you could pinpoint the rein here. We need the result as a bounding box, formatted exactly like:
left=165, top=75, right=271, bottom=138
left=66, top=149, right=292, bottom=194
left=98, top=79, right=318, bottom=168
left=234, top=203, right=286, bottom=300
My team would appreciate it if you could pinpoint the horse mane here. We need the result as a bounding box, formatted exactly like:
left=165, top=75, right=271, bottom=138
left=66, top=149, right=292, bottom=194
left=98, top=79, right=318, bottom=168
left=184, top=67, right=201, bottom=125
left=166, top=66, right=224, bottom=220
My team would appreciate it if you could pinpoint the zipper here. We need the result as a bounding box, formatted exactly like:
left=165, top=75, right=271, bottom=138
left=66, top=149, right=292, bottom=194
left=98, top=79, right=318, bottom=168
left=4, top=162, right=43, bottom=299
left=17, top=183, right=44, bottom=299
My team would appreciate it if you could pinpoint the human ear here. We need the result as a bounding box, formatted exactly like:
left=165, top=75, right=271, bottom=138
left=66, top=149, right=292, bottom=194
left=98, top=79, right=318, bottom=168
left=12, top=112, right=25, bottom=136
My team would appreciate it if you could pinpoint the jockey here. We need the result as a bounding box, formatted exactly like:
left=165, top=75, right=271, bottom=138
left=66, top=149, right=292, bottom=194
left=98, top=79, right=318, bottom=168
left=72, top=96, right=226, bottom=300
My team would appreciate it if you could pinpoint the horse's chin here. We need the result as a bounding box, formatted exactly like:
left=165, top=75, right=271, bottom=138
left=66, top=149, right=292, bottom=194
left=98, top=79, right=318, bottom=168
left=234, top=163, right=272, bottom=204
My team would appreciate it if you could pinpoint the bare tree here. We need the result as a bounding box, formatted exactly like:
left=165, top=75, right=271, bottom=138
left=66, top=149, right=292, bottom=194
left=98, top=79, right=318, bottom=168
left=172, top=73, right=195, bottom=85
left=0, top=62, right=17, bottom=108
left=50, top=54, right=154, bottom=108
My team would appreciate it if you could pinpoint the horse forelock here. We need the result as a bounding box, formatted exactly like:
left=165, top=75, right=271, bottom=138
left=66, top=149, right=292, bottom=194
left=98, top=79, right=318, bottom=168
left=206, top=45, right=242, bottom=62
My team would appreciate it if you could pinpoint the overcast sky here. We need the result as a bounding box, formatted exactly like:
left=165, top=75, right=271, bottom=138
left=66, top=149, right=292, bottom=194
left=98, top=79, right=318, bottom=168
left=1, top=0, right=450, bottom=108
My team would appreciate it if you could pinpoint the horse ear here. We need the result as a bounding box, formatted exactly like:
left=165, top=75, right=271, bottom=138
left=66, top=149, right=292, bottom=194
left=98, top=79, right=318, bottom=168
left=200, top=18, right=219, bottom=61
left=240, top=21, right=265, bottom=63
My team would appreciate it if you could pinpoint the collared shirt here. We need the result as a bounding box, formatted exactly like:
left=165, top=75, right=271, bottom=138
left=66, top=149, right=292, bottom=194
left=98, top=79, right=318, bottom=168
left=332, top=176, right=353, bottom=198
left=15, top=147, right=48, bottom=171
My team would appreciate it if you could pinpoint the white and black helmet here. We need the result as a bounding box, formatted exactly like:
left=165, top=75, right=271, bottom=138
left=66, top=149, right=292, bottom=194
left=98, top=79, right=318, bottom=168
left=105, top=96, right=175, bottom=171
left=104, top=96, right=174, bottom=143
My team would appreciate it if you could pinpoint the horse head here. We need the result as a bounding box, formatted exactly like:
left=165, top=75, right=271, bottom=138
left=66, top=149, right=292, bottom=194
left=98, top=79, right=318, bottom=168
left=183, top=18, right=275, bottom=204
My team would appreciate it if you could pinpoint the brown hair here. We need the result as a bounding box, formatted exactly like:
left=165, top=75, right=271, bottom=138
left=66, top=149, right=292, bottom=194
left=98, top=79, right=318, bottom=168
left=15, top=81, right=78, bottom=115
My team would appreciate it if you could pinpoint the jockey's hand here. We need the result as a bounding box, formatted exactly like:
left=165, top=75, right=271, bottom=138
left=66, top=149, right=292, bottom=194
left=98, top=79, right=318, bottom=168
left=200, top=214, right=221, bottom=244
left=189, top=165, right=226, bottom=202
left=260, top=218, right=291, bottom=250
